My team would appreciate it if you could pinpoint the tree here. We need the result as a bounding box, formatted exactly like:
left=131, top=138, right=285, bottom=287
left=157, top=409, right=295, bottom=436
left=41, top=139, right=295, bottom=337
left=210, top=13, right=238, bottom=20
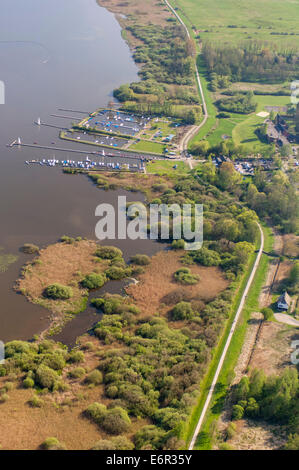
left=218, top=162, right=241, bottom=191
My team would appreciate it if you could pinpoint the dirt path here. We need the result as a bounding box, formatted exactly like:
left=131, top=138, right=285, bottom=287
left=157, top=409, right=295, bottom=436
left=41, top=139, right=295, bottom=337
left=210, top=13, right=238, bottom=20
left=274, top=313, right=299, bottom=327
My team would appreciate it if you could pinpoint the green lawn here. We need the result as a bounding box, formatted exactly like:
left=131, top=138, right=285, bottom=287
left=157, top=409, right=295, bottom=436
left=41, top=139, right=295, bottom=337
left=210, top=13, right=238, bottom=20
left=128, top=140, right=167, bottom=154
left=232, top=95, right=290, bottom=151
left=146, top=160, right=190, bottom=175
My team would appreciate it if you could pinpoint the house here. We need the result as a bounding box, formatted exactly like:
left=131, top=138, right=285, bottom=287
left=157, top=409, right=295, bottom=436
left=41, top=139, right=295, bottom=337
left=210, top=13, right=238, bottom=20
left=277, top=291, right=291, bottom=311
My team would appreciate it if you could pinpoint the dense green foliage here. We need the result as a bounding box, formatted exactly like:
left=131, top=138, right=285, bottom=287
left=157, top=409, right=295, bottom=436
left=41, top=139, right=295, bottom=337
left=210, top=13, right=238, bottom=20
left=114, top=23, right=200, bottom=121
left=217, top=92, right=257, bottom=114
left=81, top=273, right=106, bottom=290
left=44, top=283, right=73, bottom=300
left=232, top=368, right=299, bottom=448
left=245, top=170, right=299, bottom=233
left=203, top=42, right=299, bottom=83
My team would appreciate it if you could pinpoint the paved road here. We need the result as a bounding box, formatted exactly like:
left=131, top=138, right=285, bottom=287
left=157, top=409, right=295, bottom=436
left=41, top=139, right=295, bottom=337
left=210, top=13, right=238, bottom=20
left=274, top=313, right=299, bottom=327
left=164, top=0, right=208, bottom=152
left=188, top=223, right=265, bottom=450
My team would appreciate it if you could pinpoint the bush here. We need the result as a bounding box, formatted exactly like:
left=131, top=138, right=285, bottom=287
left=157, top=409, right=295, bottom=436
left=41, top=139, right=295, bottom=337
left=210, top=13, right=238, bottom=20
left=41, top=437, right=66, bottom=450
left=171, top=239, right=185, bottom=250
left=81, top=273, right=106, bottom=290
left=232, top=404, right=244, bottom=420
left=101, top=407, right=131, bottom=435
left=85, top=370, right=103, bottom=385
left=134, top=425, right=167, bottom=450
left=44, top=283, right=73, bottom=300
left=85, top=402, right=107, bottom=425
left=67, top=350, right=84, bottom=364
left=23, top=377, right=35, bottom=389
left=226, top=422, right=237, bottom=439
left=95, top=246, right=123, bottom=260
left=0, top=393, right=9, bottom=403
left=261, top=307, right=273, bottom=321
left=35, top=365, right=58, bottom=390
left=174, top=268, right=199, bottom=285
left=21, top=243, right=39, bottom=254
left=28, top=395, right=44, bottom=408
left=171, top=301, right=194, bottom=320
left=93, top=436, right=134, bottom=450
left=105, top=266, right=128, bottom=280
left=130, top=254, right=151, bottom=266
left=68, top=367, right=86, bottom=379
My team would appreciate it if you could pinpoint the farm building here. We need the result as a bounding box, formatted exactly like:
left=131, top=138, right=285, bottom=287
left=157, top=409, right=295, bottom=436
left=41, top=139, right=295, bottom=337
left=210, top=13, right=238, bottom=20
left=277, top=291, right=291, bottom=311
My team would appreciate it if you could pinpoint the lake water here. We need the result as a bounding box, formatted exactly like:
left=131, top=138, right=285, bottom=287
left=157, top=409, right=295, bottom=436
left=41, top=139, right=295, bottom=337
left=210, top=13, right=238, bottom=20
left=0, top=0, right=159, bottom=343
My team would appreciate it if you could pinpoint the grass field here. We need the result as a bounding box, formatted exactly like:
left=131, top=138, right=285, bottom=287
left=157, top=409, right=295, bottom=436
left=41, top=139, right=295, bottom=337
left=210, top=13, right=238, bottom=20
left=172, top=0, right=299, bottom=46
left=146, top=160, right=190, bottom=175
left=232, top=95, right=290, bottom=151
left=128, top=140, right=167, bottom=153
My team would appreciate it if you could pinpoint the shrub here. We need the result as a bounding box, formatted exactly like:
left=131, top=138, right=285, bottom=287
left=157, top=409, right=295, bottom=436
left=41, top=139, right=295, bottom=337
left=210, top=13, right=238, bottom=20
left=85, top=402, right=107, bottom=425
left=171, top=301, right=194, bottom=320
left=44, top=283, right=73, bottom=300
left=171, top=239, right=185, bottom=250
left=93, top=436, right=134, bottom=450
left=226, top=422, right=237, bottom=439
left=43, top=352, right=66, bottom=371
left=101, top=407, right=131, bottom=435
left=85, top=370, right=103, bottom=385
left=67, top=350, right=84, bottom=364
left=130, top=254, right=151, bottom=266
left=232, top=404, right=244, bottom=420
left=23, top=377, right=35, bottom=389
left=28, top=395, right=44, bottom=408
left=261, top=307, right=273, bottom=321
left=21, top=243, right=39, bottom=254
left=3, top=382, right=14, bottom=392
left=35, top=365, right=58, bottom=390
left=0, top=393, right=9, bottom=403
left=95, top=246, right=123, bottom=260
left=81, top=273, right=106, bottom=290
left=41, top=437, right=66, bottom=450
left=218, top=442, right=234, bottom=450
left=68, top=367, right=86, bottom=379
left=153, top=408, right=186, bottom=431
left=134, top=425, right=167, bottom=450
left=105, top=266, right=128, bottom=280
left=174, top=268, right=199, bottom=285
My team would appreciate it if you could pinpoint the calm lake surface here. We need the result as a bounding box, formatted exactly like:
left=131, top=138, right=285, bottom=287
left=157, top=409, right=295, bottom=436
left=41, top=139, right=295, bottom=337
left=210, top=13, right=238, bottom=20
left=0, top=0, right=159, bottom=343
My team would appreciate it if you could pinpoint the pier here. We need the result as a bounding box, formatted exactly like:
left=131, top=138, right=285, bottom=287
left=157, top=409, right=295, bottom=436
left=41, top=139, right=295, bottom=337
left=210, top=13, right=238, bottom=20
left=50, top=114, right=82, bottom=120
left=58, top=108, right=90, bottom=115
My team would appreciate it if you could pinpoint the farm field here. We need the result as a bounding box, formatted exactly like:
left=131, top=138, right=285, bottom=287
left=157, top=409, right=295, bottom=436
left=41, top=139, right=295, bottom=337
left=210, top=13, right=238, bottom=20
left=171, top=0, right=299, bottom=46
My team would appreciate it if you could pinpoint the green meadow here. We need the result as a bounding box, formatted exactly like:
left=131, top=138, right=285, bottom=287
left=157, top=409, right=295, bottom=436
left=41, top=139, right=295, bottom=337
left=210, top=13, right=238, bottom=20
left=172, top=0, right=299, bottom=47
